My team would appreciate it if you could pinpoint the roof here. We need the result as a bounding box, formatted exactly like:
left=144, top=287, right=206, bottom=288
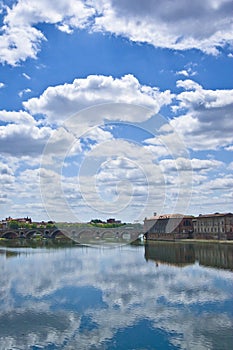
left=195, top=212, right=233, bottom=219
left=145, top=214, right=193, bottom=221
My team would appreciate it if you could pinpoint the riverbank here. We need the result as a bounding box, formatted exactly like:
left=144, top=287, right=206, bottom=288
left=144, top=239, right=233, bottom=245
left=178, top=239, right=233, bottom=244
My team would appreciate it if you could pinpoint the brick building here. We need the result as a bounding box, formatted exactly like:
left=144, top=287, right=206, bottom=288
left=192, top=213, right=233, bottom=240
left=144, top=213, right=194, bottom=240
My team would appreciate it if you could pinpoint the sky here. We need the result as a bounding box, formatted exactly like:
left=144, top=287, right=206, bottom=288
left=0, top=0, right=233, bottom=223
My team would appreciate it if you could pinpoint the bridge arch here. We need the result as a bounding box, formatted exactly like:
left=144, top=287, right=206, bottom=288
left=25, top=230, right=42, bottom=238
left=50, top=229, right=69, bottom=239
left=101, top=230, right=117, bottom=240
left=2, top=231, right=18, bottom=239
left=119, top=231, right=132, bottom=240
left=77, top=229, right=95, bottom=240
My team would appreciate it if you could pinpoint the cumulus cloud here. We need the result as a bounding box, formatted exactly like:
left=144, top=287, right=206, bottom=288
left=0, top=110, right=35, bottom=125
left=0, top=74, right=174, bottom=222
left=160, top=157, right=223, bottom=173
left=40, top=136, right=169, bottom=222
left=0, top=0, right=95, bottom=65
left=0, top=123, right=52, bottom=156
left=169, top=80, right=233, bottom=150
left=24, top=74, right=173, bottom=125
left=0, top=110, right=83, bottom=159
left=93, top=0, right=233, bottom=55
left=1, top=0, right=232, bottom=65
left=206, top=176, right=233, bottom=190
left=0, top=162, right=14, bottom=186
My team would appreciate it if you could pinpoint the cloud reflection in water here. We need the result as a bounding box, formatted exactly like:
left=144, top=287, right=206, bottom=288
left=0, top=244, right=232, bottom=350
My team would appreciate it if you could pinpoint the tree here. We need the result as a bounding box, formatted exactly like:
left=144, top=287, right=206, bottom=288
left=91, top=219, right=103, bottom=224
left=9, top=221, right=19, bottom=229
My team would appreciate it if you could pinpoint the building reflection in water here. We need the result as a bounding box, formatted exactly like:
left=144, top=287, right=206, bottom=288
left=144, top=242, right=233, bottom=271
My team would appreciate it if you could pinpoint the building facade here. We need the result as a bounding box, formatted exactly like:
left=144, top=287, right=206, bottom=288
left=144, top=212, right=233, bottom=241
left=192, top=213, right=233, bottom=240
left=144, top=214, right=194, bottom=240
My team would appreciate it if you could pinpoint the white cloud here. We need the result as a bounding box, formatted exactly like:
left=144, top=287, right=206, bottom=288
left=176, top=70, right=189, bottom=77
left=176, top=68, right=197, bottom=77
left=0, top=82, right=5, bottom=88
left=18, top=88, right=32, bottom=98
left=0, top=122, right=52, bottom=156
left=1, top=0, right=232, bottom=65
left=225, top=145, right=233, bottom=151
left=0, top=0, right=95, bottom=65
left=0, top=22, right=45, bottom=66
left=175, top=80, right=233, bottom=108
left=24, top=74, right=173, bottom=125
left=0, top=161, right=14, bottom=185
left=0, top=110, right=36, bottom=125
left=176, top=79, right=202, bottom=91
left=169, top=80, right=233, bottom=150
left=82, top=126, right=113, bottom=144
left=206, top=176, right=233, bottom=190
left=93, top=0, right=233, bottom=55
left=40, top=137, right=168, bottom=222
left=160, top=157, right=223, bottom=173
left=1, top=77, right=231, bottom=219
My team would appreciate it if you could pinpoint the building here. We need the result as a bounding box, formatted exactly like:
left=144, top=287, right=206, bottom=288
left=144, top=213, right=194, bottom=240
left=106, top=218, right=122, bottom=224
left=0, top=216, right=32, bottom=229
left=192, top=213, right=233, bottom=240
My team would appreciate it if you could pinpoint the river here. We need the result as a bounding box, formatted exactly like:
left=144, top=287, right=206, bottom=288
left=0, top=240, right=232, bottom=350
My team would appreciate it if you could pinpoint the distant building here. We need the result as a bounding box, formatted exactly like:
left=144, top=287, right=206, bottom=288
left=5, top=216, right=32, bottom=223
left=144, top=213, right=194, bottom=240
left=106, top=218, right=121, bottom=224
left=0, top=216, right=32, bottom=229
left=0, top=217, right=55, bottom=230
left=192, top=213, right=233, bottom=240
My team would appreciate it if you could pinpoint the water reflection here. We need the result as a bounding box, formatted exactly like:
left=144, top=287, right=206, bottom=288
left=0, top=242, right=232, bottom=350
left=145, top=241, right=233, bottom=270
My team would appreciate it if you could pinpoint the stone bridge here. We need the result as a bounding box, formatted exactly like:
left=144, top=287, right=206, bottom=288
left=0, top=224, right=144, bottom=244
left=0, top=227, right=63, bottom=239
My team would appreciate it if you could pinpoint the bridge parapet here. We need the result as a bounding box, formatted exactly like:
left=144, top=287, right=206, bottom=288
left=57, top=224, right=144, bottom=246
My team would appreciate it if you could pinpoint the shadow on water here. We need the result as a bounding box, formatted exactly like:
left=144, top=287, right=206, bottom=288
left=144, top=241, right=233, bottom=271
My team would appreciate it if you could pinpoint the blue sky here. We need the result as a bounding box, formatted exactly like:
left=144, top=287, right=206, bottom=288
left=0, top=0, right=232, bottom=222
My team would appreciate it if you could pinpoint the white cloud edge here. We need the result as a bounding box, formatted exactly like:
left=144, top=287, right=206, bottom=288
left=0, top=0, right=233, bottom=65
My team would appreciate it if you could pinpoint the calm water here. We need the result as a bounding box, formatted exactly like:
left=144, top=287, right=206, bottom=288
left=0, top=241, right=232, bottom=350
